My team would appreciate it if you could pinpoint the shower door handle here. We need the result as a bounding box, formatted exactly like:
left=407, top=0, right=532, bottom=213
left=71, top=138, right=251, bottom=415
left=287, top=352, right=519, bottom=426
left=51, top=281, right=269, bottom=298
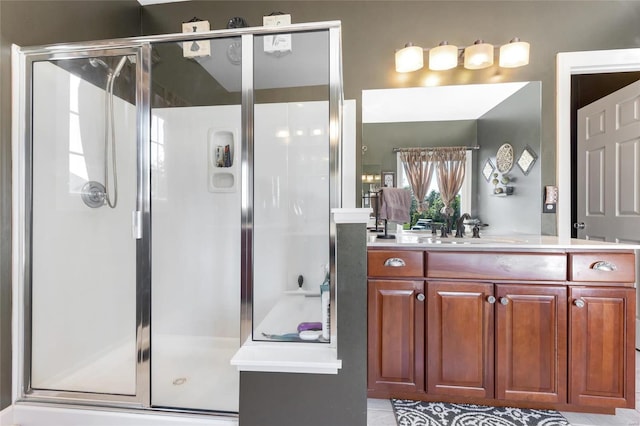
left=132, top=211, right=143, bottom=239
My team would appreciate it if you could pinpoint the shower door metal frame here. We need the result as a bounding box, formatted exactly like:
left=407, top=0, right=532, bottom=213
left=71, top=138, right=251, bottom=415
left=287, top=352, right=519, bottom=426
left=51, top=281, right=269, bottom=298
left=13, top=20, right=343, bottom=414
left=14, top=43, right=152, bottom=408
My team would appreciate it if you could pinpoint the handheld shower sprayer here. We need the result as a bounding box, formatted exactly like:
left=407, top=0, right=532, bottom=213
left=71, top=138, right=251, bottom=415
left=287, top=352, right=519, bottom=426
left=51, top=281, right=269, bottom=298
left=81, top=55, right=129, bottom=209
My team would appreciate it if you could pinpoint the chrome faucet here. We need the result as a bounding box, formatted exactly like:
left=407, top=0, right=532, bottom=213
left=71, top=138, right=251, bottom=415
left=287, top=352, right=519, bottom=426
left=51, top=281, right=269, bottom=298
left=455, top=213, right=471, bottom=238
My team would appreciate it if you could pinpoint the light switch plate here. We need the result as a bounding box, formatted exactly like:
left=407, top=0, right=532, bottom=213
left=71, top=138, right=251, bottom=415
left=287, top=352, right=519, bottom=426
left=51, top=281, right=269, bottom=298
left=543, top=203, right=556, bottom=213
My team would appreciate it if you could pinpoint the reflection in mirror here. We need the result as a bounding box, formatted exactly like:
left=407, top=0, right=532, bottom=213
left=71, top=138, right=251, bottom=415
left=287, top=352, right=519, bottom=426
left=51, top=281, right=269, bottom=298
left=362, top=81, right=542, bottom=235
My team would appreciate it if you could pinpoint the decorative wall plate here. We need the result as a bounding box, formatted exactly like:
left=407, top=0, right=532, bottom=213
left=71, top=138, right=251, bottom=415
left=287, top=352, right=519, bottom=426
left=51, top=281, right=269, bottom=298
left=517, top=144, right=538, bottom=175
left=496, top=143, right=514, bottom=173
left=482, top=158, right=495, bottom=182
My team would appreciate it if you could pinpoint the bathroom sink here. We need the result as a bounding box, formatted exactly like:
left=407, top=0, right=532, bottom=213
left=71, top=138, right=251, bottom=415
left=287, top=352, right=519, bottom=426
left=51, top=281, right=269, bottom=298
left=421, top=237, right=526, bottom=245
left=394, top=234, right=528, bottom=245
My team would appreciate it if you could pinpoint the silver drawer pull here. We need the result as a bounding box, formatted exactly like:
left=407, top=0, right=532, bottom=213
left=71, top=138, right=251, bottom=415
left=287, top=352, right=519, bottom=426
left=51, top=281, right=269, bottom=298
left=384, top=257, right=406, bottom=267
left=591, top=261, right=617, bottom=272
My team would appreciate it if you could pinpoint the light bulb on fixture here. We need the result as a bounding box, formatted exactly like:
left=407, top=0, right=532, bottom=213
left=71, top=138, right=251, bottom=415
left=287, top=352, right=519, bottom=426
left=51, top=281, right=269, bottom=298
left=464, top=40, right=494, bottom=70
left=429, top=41, right=458, bottom=71
left=395, top=43, right=424, bottom=73
left=499, top=37, right=530, bottom=68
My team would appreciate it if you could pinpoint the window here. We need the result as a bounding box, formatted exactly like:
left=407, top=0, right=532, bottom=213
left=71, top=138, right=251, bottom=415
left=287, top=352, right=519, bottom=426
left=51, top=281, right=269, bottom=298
left=396, top=152, right=472, bottom=226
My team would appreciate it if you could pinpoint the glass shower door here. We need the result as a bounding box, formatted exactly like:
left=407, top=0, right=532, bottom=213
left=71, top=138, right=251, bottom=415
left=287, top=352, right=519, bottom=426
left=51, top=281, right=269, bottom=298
left=29, top=50, right=141, bottom=398
left=149, top=36, right=242, bottom=412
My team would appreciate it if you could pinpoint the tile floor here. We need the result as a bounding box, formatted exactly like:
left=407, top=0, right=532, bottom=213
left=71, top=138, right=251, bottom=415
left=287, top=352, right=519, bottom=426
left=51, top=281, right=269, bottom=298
left=366, top=351, right=640, bottom=426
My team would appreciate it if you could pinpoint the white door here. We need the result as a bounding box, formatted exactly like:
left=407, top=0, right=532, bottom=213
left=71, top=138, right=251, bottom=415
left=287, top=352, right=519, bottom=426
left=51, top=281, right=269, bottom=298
left=577, top=79, right=640, bottom=243
left=577, top=79, right=640, bottom=346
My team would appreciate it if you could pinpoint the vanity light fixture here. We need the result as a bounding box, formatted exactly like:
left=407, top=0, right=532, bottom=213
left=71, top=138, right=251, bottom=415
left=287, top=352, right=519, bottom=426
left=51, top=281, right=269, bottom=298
left=394, top=37, right=530, bottom=72
left=429, top=41, right=458, bottom=71
left=499, top=38, right=530, bottom=68
left=395, top=43, right=424, bottom=73
left=464, top=40, right=494, bottom=70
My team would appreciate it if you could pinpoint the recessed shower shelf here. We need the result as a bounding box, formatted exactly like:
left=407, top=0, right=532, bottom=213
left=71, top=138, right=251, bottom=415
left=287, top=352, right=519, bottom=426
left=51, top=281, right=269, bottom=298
left=208, top=127, right=239, bottom=193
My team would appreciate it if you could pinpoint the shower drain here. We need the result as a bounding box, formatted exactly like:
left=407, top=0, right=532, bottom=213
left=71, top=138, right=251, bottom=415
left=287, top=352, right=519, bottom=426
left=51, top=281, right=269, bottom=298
left=172, top=377, right=187, bottom=386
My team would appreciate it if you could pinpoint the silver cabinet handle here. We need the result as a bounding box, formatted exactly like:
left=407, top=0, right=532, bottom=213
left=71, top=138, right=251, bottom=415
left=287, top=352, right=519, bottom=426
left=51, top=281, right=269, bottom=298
left=500, top=297, right=509, bottom=305
left=591, top=261, right=617, bottom=272
left=416, top=293, right=426, bottom=302
left=487, top=295, right=496, bottom=304
left=574, top=299, right=585, bottom=308
left=384, top=257, right=406, bottom=267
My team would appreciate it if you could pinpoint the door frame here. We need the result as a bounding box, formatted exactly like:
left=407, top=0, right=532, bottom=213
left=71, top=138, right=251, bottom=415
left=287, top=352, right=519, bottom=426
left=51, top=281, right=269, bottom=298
left=12, top=43, right=151, bottom=408
left=555, top=48, right=640, bottom=240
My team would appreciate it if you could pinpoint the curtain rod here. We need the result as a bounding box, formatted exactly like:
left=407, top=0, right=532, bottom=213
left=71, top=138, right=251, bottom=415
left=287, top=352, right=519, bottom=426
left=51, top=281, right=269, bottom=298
left=392, top=146, right=480, bottom=153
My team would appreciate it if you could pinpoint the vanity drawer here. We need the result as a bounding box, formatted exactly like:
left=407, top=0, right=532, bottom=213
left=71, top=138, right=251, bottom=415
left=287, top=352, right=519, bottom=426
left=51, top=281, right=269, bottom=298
left=368, top=250, right=424, bottom=278
left=569, top=252, right=635, bottom=283
left=427, top=251, right=567, bottom=281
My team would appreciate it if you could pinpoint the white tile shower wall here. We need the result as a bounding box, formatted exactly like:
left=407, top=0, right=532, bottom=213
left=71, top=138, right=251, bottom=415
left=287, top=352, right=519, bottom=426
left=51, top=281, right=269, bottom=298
left=151, top=105, right=241, bottom=339
left=253, top=101, right=330, bottom=328
left=30, top=61, right=136, bottom=394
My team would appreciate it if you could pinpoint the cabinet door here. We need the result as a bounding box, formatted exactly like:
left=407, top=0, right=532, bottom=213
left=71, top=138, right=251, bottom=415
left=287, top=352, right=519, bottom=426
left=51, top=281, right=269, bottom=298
left=427, top=281, right=494, bottom=398
left=368, top=279, right=425, bottom=394
left=569, top=287, right=636, bottom=408
left=495, top=285, right=567, bottom=403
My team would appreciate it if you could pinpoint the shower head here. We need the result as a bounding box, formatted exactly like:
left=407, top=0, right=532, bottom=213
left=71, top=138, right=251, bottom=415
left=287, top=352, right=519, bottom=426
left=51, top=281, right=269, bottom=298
left=89, top=57, right=110, bottom=70
left=89, top=56, right=129, bottom=79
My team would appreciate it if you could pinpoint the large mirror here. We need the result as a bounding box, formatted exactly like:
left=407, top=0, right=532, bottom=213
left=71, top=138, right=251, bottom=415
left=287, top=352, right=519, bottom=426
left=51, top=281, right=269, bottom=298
left=362, top=81, right=542, bottom=235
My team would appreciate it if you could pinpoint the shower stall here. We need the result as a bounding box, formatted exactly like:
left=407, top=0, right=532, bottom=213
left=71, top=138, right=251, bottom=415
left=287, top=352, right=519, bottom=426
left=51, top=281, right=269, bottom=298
left=12, top=22, right=343, bottom=415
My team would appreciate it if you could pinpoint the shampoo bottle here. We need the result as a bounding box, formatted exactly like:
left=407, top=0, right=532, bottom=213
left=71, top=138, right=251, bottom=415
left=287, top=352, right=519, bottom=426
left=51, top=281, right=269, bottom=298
left=320, top=265, right=330, bottom=340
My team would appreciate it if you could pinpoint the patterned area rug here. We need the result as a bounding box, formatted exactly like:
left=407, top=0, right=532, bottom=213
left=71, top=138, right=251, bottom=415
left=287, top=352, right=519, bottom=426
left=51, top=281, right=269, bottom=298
left=392, top=399, right=571, bottom=426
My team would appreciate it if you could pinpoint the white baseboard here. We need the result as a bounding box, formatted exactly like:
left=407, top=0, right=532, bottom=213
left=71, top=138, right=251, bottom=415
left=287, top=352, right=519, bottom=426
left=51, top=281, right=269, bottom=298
left=0, top=405, right=14, bottom=426
left=7, top=404, right=237, bottom=426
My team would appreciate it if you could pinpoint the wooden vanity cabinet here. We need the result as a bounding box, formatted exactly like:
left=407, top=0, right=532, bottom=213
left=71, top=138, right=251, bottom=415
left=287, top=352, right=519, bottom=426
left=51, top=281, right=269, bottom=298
left=568, top=251, right=636, bottom=409
left=495, top=284, right=567, bottom=404
left=367, top=248, right=636, bottom=413
left=427, top=282, right=567, bottom=403
left=427, top=281, right=494, bottom=399
left=367, top=250, right=425, bottom=396
left=569, top=286, right=635, bottom=409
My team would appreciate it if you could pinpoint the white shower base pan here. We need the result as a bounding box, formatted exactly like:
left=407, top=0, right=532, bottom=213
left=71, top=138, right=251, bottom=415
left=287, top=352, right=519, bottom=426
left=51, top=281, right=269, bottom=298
left=2, top=404, right=238, bottom=426
left=152, top=334, right=239, bottom=413
left=32, top=334, right=239, bottom=413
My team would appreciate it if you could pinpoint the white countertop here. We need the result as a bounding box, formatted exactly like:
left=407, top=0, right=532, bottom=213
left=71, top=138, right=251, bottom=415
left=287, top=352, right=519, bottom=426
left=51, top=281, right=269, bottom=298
left=230, top=293, right=341, bottom=375
left=367, top=232, right=640, bottom=250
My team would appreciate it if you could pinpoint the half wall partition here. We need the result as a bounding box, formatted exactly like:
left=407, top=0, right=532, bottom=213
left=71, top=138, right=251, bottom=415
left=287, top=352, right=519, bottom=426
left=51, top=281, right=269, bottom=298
left=12, top=22, right=343, bottom=414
